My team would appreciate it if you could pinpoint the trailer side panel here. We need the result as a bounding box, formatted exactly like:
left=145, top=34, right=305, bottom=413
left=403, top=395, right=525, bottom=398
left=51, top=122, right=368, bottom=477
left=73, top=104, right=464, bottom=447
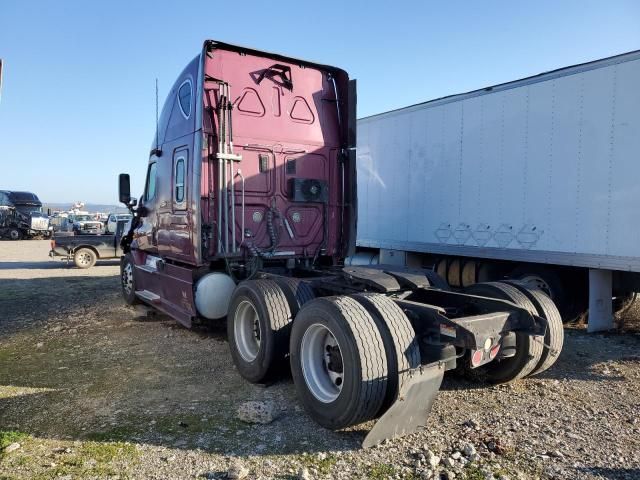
left=357, top=52, right=640, bottom=272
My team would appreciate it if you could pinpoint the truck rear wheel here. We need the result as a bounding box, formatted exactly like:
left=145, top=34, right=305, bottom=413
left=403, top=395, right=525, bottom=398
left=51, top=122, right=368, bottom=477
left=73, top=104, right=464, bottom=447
left=506, top=281, right=564, bottom=376
left=508, top=265, right=586, bottom=323
left=351, top=293, right=420, bottom=416
left=464, top=282, right=543, bottom=383
left=272, top=277, right=315, bottom=317
left=227, top=280, right=292, bottom=384
left=73, top=248, right=97, bottom=268
left=290, top=296, right=388, bottom=430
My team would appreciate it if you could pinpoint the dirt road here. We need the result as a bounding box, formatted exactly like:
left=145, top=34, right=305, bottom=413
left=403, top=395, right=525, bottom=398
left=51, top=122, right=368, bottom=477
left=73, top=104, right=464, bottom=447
left=1, top=240, right=639, bottom=479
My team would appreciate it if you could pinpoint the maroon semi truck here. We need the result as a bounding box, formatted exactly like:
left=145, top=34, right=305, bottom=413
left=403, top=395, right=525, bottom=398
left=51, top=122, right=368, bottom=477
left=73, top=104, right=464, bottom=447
left=118, top=40, right=564, bottom=446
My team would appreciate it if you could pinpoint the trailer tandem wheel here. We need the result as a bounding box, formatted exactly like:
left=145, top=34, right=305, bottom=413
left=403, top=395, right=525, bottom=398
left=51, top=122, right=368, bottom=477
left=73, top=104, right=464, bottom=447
left=350, top=293, right=421, bottom=416
left=289, top=296, right=388, bottom=430
left=464, top=282, right=543, bottom=383
left=227, top=280, right=293, bottom=383
left=505, top=281, right=564, bottom=376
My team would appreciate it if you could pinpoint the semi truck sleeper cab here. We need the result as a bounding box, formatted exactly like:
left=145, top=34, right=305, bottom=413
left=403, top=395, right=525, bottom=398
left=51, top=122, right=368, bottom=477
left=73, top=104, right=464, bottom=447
left=118, top=40, right=564, bottom=446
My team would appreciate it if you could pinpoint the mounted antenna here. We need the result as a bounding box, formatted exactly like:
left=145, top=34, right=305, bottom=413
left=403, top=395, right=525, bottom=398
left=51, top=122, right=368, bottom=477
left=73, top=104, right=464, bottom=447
left=155, top=78, right=160, bottom=153
left=150, top=78, right=162, bottom=157
left=0, top=59, right=4, bottom=104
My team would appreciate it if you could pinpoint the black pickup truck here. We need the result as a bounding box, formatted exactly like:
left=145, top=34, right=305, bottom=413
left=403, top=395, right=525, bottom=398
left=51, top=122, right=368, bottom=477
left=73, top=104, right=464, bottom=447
left=49, top=220, right=128, bottom=268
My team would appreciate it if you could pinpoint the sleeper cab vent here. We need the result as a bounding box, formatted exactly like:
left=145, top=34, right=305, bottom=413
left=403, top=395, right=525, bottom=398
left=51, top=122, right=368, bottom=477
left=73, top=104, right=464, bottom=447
left=286, top=159, right=296, bottom=175
left=288, top=178, right=328, bottom=203
left=259, top=154, right=269, bottom=172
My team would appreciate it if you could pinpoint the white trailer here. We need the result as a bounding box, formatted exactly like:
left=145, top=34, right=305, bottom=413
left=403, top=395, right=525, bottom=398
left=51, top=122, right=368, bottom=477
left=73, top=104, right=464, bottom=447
left=356, top=50, right=640, bottom=331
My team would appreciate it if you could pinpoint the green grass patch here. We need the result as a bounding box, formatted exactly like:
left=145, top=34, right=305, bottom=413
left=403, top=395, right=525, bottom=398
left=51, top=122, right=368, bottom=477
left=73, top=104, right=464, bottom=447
left=300, top=454, right=337, bottom=475
left=85, top=409, right=245, bottom=450
left=463, top=465, right=487, bottom=480
left=28, top=441, right=138, bottom=480
left=0, top=430, right=28, bottom=451
left=79, top=441, right=137, bottom=463
left=367, top=463, right=396, bottom=479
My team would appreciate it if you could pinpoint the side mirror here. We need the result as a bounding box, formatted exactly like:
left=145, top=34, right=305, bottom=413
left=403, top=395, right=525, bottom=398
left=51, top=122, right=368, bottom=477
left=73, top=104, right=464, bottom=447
left=119, top=174, right=131, bottom=204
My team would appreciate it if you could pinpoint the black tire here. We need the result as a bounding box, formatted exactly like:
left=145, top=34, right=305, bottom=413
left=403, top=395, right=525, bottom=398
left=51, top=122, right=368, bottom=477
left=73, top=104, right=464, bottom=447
left=272, top=277, right=315, bottom=317
left=508, top=265, right=586, bottom=323
left=351, top=293, right=421, bottom=416
left=613, top=292, right=637, bottom=316
left=8, top=228, right=22, bottom=240
left=120, top=254, right=140, bottom=305
left=290, top=296, right=388, bottom=430
left=73, top=248, right=97, bottom=269
left=464, top=282, right=543, bottom=383
left=505, top=281, right=564, bottom=376
left=227, top=280, right=292, bottom=384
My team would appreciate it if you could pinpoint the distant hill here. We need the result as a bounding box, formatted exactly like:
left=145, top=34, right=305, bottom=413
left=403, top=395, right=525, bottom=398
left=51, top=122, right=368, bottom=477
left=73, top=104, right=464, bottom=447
left=43, top=203, right=129, bottom=214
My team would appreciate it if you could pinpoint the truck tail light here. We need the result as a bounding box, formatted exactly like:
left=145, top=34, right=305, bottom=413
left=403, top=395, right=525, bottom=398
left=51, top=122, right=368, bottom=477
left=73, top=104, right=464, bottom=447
left=471, top=350, right=484, bottom=367
left=490, top=344, right=500, bottom=359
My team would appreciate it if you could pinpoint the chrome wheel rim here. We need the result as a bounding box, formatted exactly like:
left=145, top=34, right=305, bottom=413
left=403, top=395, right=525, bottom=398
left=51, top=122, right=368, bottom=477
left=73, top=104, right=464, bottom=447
left=122, top=262, right=133, bottom=295
left=234, top=300, right=261, bottom=362
left=301, top=323, right=343, bottom=403
left=519, top=275, right=552, bottom=297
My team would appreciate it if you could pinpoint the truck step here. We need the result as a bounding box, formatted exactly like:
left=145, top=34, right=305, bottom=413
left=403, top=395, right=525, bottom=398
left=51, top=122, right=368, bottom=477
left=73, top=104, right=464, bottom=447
left=135, top=289, right=161, bottom=304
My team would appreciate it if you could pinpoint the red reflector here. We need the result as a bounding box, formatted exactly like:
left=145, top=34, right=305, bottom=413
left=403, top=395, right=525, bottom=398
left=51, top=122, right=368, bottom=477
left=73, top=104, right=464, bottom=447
left=471, top=350, right=484, bottom=367
left=490, top=344, right=500, bottom=359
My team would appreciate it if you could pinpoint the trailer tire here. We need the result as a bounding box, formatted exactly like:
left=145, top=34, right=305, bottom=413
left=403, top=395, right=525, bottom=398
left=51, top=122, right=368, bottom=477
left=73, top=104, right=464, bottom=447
left=272, top=277, right=315, bottom=316
left=290, top=296, right=388, bottom=430
left=73, top=248, right=97, bottom=269
left=120, top=254, right=140, bottom=305
left=227, top=280, right=292, bottom=384
left=505, top=281, right=564, bottom=376
left=351, top=293, right=420, bottom=416
left=613, top=292, right=637, bottom=316
left=464, top=282, right=543, bottom=383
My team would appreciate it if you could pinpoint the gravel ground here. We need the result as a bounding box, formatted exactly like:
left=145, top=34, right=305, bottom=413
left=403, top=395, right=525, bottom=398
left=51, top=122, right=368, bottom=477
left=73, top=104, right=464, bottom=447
left=0, top=240, right=639, bottom=480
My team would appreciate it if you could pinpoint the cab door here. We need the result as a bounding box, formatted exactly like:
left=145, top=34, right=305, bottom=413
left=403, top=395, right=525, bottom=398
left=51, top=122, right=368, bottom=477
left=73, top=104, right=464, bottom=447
left=168, top=148, right=192, bottom=260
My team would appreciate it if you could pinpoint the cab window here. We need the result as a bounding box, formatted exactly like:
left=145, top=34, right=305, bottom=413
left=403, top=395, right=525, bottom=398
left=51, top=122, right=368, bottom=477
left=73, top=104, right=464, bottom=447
left=145, top=162, right=157, bottom=201
left=178, top=80, right=192, bottom=118
left=175, top=158, right=185, bottom=203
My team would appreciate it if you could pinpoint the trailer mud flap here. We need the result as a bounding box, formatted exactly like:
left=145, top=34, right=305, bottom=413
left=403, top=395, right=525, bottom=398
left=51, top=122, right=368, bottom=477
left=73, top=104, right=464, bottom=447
left=363, top=364, right=444, bottom=448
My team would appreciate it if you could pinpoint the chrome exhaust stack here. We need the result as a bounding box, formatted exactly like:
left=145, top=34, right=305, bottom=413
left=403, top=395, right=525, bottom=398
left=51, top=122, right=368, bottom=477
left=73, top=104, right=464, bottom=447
left=216, top=82, right=242, bottom=255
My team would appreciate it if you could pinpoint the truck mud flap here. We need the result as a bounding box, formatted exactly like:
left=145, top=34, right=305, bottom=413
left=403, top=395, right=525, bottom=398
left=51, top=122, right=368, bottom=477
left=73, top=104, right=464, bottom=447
left=363, top=364, right=444, bottom=448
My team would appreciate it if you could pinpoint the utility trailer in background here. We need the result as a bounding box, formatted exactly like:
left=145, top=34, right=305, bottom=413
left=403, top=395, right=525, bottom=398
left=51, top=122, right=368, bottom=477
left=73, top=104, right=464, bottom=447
left=117, top=40, right=564, bottom=446
left=356, top=50, right=640, bottom=332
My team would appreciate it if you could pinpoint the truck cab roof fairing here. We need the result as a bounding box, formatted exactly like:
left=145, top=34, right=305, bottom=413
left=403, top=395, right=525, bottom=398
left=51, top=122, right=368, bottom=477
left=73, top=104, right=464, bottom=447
left=153, top=55, right=200, bottom=151
left=203, top=40, right=352, bottom=150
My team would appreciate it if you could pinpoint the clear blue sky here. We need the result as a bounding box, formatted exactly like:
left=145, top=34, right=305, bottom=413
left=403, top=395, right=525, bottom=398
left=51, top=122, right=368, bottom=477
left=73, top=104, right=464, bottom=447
left=1, top=1, right=638, bottom=205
